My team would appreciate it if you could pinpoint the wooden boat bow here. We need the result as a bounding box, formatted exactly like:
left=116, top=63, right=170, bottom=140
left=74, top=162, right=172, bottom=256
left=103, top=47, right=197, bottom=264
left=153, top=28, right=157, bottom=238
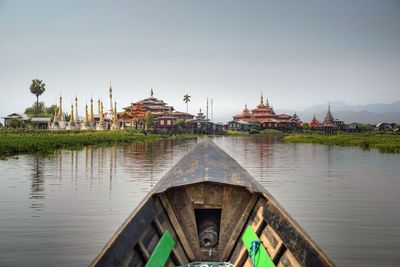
left=90, top=140, right=335, bottom=267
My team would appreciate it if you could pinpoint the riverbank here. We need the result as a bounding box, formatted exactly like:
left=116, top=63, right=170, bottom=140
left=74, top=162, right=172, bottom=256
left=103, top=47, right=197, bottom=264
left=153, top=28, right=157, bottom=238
left=284, top=133, right=400, bottom=153
left=0, top=130, right=199, bottom=158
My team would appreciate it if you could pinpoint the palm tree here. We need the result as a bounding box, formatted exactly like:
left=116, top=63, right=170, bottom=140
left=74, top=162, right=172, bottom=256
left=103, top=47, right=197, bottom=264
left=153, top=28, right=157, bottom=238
left=183, top=94, right=191, bottom=120
left=29, top=79, right=46, bottom=114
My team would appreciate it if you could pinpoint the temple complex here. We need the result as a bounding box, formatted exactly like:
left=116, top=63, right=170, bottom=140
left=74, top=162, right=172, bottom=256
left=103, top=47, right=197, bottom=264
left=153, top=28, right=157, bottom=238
left=306, top=105, right=345, bottom=134
left=119, top=89, right=194, bottom=129
left=320, top=105, right=345, bottom=134
left=186, top=108, right=222, bottom=134
left=230, top=94, right=302, bottom=130
left=49, top=85, right=117, bottom=131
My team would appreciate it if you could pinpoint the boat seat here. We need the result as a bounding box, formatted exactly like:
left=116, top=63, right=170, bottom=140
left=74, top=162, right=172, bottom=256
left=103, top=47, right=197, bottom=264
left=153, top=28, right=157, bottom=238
left=178, top=262, right=233, bottom=267
left=145, top=231, right=175, bottom=267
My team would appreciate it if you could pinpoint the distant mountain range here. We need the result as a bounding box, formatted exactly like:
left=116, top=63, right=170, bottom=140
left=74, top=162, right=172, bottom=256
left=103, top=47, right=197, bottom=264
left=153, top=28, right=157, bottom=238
left=277, top=101, right=400, bottom=124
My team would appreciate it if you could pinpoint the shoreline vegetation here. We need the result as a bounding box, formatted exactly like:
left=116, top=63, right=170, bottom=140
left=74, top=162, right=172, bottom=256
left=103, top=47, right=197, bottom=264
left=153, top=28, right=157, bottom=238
left=1, top=129, right=399, bottom=158
left=284, top=133, right=400, bottom=154
left=0, top=130, right=199, bottom=158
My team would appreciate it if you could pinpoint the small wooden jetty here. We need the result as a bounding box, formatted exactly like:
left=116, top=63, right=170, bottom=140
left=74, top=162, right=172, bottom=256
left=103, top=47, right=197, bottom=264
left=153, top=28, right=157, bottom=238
left=90, top=141, right=334, bottom=267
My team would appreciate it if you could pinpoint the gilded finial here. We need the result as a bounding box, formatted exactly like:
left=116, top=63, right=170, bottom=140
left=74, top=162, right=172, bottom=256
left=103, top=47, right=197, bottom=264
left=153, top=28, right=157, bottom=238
left=243, top=103, right=249, bottom=113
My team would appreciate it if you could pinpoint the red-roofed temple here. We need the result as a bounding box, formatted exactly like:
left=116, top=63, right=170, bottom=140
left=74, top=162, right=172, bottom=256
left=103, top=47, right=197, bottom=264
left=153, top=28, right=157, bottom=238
left=118, top=90, right=194, bottom=129
left=230, top=95, right=302, bottom=130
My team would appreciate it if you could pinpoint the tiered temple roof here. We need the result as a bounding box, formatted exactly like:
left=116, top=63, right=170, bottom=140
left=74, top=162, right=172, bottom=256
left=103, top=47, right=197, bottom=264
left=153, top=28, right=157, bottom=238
left=119, top=90, right=194, bottom=125
left=233, top=94, right=299, bottom=126
left=308, top=114, right=321, bottom=127
left=322, top=105, right=335, bottom=125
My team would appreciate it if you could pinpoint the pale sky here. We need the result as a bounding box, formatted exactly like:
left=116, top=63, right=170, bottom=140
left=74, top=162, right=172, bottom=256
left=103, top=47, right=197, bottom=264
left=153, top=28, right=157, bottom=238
left=1, top=0, right=399, bottom=122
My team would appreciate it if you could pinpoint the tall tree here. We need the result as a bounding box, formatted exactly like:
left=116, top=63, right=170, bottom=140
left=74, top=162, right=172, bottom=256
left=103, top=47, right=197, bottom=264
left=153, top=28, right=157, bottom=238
left=183, top=94, right=191, bottom=120
left=29, top=79, right=46, bottom=114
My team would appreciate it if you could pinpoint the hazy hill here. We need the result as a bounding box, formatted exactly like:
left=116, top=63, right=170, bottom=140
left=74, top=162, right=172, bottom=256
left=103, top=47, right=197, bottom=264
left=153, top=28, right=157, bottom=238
left=278, top=101, right=400, bottom=124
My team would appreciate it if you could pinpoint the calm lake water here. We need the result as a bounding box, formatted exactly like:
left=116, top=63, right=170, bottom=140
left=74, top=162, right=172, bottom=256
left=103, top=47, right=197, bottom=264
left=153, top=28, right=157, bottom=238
left=0, top=136, right=399, bottom=266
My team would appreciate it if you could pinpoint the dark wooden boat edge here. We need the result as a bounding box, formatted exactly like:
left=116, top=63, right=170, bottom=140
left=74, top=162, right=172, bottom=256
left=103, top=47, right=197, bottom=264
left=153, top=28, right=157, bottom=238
left=90, top=140, right=335, bottom=267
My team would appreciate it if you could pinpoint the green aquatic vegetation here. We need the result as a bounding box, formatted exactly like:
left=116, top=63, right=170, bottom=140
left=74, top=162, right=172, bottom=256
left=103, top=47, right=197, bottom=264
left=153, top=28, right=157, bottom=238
left=284, top=133, right=400, bottom=154
left=0, top=131, right=198, bottom=157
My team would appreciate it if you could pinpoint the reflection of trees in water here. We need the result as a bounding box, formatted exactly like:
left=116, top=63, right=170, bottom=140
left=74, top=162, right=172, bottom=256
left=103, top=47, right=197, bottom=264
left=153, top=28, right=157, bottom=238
left=326, top=145, right=334, bottom=177
left=47, top=139, right=193, bottom=199
left=108, top=145, right=118, bottom=199
left=30, top=155, right=45, bottom=211
left=118, top=139, right=181, bottom=187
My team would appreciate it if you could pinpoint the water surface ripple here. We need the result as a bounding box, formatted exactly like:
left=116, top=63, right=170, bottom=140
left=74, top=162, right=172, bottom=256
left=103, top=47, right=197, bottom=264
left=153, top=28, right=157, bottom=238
left=0, top=136, right=399, bottom=266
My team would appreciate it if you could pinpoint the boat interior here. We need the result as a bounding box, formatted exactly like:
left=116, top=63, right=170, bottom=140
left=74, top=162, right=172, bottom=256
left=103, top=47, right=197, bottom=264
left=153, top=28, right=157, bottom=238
left=91, top=141, right=333, bottom=267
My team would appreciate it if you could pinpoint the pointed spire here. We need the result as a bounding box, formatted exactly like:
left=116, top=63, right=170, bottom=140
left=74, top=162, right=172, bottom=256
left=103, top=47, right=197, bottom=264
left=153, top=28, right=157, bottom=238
left=323, top=103, right=334, bottom=124
left=150, top=88, right=154, bottom=97
left=243, top=103, right=249, bottom=114
left=74, top=96, right=79, bottom=124
left=84, top=103, right=89, bottom=124
left=70, top=103, right=75, bottom=123
left=260, top=92, right=264, bottom=105
left=90, top=97, right=94, bottom=122
left=58, top=96, right=63, bottom=118
left=98, top=98, right=101, bottom=115
left=100, top=101, right=104, bottom=121
left=109, top=83, right=113, bottom=113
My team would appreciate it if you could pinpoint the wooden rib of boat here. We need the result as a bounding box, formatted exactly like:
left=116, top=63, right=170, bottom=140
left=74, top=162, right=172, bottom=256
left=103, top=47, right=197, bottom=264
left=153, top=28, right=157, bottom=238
left=90, top=140, right=334, bottom=267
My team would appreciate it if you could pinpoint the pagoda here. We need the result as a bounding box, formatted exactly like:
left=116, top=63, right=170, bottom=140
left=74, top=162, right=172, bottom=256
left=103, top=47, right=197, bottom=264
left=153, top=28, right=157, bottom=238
left=119, top=89, right=193, bottom=129
left=51, top=96, right=66, bottom=130
left=81, top=103, right=91, bottom=130
left=106, top=84, right=115, bottom=119
left=67, top=103, right=76, bottom=130
left=74, top=97, right=80, bottom=128
left=111, top=102, right=119, bottom=130
left=96, top=101, right=107, bottom=130
left=232, top=94, right=301, bottom=130
left=308, top=114, right=321, bottom=128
